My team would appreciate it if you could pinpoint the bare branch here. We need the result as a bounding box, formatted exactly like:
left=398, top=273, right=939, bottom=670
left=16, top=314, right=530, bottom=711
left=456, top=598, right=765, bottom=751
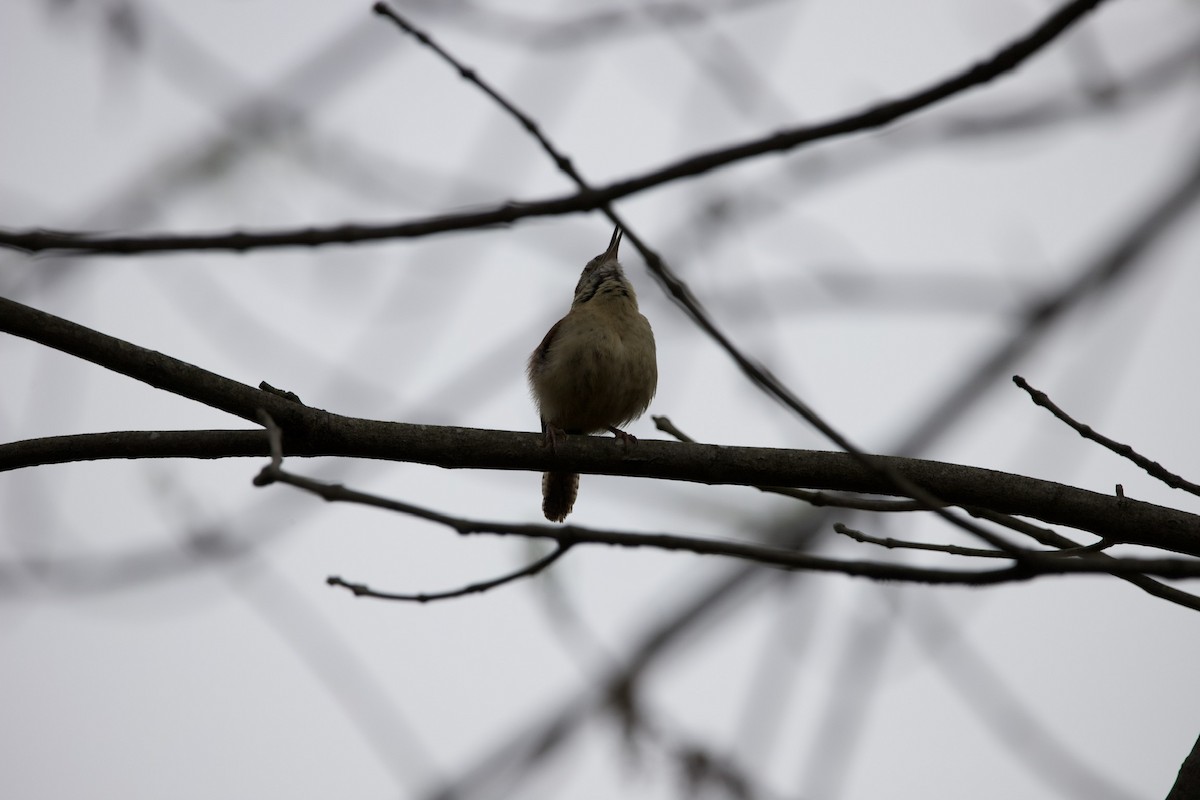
left=656, top=414, right=931, bottom=512
left=5, top=294, right=1200, bottom=555
left=833, top=522, right=1008, bottom=559
left=248, top=435, right=1200, bottom=584
left=308, top=8, right=1166, bottom=561
left=11, top=1, right=1176, bottom=568
left=373, top=2, right=583, bottom=184
left=325, top=545, right=570, bottom=604
left=10, top=418, right=1197, bottom=555
left=968, top=501, right=1200, bottom=612
left=5, top=0, right=1087, bottom=564
left=836, top=502, right=1200, bottom=612
left=253, top=408, right=571, bottom=602
left=0, top=0, right=1112, bottom=256
left=1014, top=375, right=1200, bottom=497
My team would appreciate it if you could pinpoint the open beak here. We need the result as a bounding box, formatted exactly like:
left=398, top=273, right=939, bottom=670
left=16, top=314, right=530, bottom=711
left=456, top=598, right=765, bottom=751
left=604, top=226, right=623, bottom=260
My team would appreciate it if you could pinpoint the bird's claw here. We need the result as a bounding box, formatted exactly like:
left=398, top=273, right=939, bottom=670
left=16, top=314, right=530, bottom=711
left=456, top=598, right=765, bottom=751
left=542, top=425, right=567, bottom=453
left=608, top=426, right=638, bottom=447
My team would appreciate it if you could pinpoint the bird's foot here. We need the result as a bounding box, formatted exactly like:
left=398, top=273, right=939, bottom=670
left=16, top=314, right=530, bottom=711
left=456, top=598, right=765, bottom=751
left=607, top=426, right=638, bottom=447
left=542, top=424, right=568, bottom=453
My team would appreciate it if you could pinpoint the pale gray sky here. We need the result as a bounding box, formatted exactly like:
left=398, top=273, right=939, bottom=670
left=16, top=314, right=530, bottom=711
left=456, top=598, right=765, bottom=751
left=2, top=1, right=1200, bottom=799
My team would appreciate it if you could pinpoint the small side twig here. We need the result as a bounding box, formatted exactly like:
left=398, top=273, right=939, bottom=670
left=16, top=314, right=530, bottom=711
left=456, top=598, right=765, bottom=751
left=1040, top=538, right=1116, bottom=557
left=326, top=545, right=571, bottom=603
left=254, top=410, right=573, bottom=601
left=833, top=522, right=1008, bottom=559
left=834, top=521, right=1113, bottom=559
left=1014, top=375, right=1200, bottom=497
left=258, top=381, right=304, bottom=405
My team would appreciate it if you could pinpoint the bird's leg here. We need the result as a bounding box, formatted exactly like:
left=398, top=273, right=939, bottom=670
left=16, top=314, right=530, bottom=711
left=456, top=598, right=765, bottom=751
left=607, top=426, right=638, bottom=447
left=541, top=418, right=567, bottom=453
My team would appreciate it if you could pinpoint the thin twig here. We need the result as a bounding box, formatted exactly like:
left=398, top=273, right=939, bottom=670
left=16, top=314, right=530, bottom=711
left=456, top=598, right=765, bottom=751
left=326, top=545, right=571, bottom=603
left=1014, top=375, right=1200, bottom=497
left=1041, top=539, right=1116, bottom=556
left=833, top=522, right=1008, bottom=559
left=969, top=499, right=1200, bottom=610
left=256, top=411, right=574, bottom=601
left=372, top=3, right=583, bottom=183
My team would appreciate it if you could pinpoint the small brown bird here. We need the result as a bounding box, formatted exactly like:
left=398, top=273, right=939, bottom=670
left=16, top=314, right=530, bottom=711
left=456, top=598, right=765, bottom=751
left=527, top=227, right=658, bottom=522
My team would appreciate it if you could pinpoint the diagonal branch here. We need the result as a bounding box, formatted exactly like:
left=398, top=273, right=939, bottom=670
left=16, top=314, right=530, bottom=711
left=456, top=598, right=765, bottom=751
left=373, top=0, right=1038, bottom=559
left=0, top=0, right=1112, bottom=255
left=1015, top=375, right=1200, bottom=498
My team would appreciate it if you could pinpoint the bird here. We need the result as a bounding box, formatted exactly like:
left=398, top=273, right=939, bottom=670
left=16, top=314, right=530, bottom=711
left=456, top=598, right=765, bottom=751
left=527, top=226, right=658, bottom=522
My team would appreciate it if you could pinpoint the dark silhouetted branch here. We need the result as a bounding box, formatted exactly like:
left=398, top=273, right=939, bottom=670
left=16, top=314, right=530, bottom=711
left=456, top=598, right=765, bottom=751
left=0, top=0, right=1111, bottom=256
left=1015, top=375, right=1200, bottom=498
left=4, top=293, right=1200, bottom=556
left=247, top=427, right=1200, bottom=584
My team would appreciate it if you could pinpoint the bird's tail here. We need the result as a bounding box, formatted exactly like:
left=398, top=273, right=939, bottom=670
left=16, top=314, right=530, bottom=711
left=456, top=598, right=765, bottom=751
left=542, top=471, right=579, bottom=522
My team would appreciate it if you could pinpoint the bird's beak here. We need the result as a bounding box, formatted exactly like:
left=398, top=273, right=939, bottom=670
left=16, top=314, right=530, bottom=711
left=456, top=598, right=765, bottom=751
left=605, top=226, right=623, bottom=260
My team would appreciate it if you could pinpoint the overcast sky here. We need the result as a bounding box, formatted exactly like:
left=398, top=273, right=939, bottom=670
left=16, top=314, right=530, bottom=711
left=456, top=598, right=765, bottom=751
left=3, top=1, right=1200, bottom=799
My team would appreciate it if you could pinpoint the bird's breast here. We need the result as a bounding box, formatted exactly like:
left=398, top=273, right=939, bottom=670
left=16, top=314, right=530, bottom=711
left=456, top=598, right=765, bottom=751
left=530, top=303, right=657, bottom=433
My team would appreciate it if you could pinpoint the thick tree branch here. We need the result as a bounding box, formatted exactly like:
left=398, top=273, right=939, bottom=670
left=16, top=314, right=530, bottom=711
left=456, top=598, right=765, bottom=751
left=0, top=0, right=1110, bottom=255
left=4, top=294, right=1200, bottom=556
left=4, top=423, right=1200, bottom=558
left=0, top=294, right=327, bottom=431
left=0, top=293, right=1193, bottom=554
left=1167, top=730, right=1200, bottom=800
